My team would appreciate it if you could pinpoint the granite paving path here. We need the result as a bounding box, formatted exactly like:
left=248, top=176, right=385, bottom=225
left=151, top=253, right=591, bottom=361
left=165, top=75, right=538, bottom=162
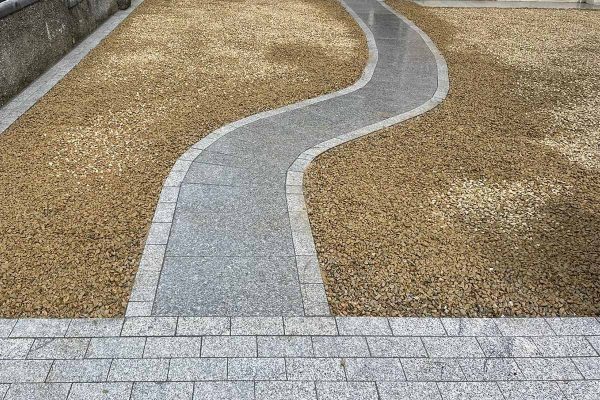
left=0, top=0, right=598, bottom=397
left=149, top=0, right=441, bottom=317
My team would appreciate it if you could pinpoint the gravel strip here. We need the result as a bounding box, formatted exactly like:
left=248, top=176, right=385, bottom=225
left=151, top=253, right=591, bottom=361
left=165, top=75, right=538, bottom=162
left=305, top=0, right=599, bottom=317
left=0, top=0, right=367, bottom=317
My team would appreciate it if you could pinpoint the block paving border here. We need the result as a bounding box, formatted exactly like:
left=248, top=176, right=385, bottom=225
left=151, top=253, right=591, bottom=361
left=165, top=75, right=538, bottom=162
left=0, top=0, right=598, bottom=397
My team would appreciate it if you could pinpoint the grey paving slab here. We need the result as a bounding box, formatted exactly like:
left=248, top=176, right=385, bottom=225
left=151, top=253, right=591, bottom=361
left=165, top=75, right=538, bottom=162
left=131, top=382, right=194, bottom=400
left=143, top=337, right=202, bottom=358
left=558, top=380, right=600, bottom=400
left=572, top=357, right=600, bottom=380
left=176, top=317, right=230, bottom=336
left=167, top=358, right=227, bottom=381
left=286, top=358, right=346, bottom=381
left=66, top=319, right=124, bottom=338
left=47, top=359, right=112, bottom=382
left=376, top=382, right=442, bottom=400
left=498, top=381, right=566, bottom=400
left=0, top=320, right=16, bottom=338
left=68, top=383, right=133, bottom=400
left=0, top=360, right=52, bottom=383
left=27, top=338, right=89, bottom=360
left=193, top=382, right=254, bottom=400
left=437, top=382, right=504, bottom=400
left=10, top=319, right=70, bottom=338
left=228, top=357, right=287, bottom=380
left=367, top=337, right=427, bottom=358
left=458, top=358, right=523, bottom=381
left=86, top=337, right=146, bottom=359
left=401, top=358, right=465, bottom=382
left=422, top=337, right=484, bottom=358
left=345, top=357, right=405, bottom=381
left=477, top=336, right=542, bottom=358
left=315, top=381, right=378, bottom=400
left=388, top=318, right=447, bottom=336
left=257, top=336, right=314, bottom=357
left=515, top=357, right=583, bottom=380
left=312, top=336, right=370, bottom=357
left=0, top=339, right=33, bottom=360
left=201, top=336, right=257, bottom=358
left=4, top=383, right=71, bottom=400
left=108, top=358, right=169, bottom=382
left=255, top=381, right=316, bottom=400
left=531, top=336, right=598, bottom=357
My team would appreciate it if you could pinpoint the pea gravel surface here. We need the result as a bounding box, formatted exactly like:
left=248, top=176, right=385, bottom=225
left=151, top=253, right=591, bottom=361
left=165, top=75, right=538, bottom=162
left=305, top=0, right=600, bottom=317
left=0, top=0, right=367, bottom=317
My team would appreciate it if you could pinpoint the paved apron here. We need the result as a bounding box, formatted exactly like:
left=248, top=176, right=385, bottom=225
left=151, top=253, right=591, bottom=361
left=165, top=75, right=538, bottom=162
left=1, top=0, right=598, bottom=398
left=153, top=0, right=438, bottom=316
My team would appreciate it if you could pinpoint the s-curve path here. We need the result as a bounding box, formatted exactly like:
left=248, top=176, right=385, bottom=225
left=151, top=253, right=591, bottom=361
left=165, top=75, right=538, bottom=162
left=145, top=0, right=442, bottom=317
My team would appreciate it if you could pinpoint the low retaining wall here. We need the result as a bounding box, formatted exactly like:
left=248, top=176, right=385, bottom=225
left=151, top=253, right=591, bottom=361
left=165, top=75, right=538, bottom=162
left=0, top=0, right=122, bottom=107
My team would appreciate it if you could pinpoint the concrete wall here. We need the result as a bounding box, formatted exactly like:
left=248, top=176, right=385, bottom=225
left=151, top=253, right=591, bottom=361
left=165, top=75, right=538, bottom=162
left=0, top=0, right=120, bottom=107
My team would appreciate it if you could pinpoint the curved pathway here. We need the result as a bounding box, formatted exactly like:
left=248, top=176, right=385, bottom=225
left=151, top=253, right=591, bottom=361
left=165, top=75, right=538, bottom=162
left=136, top=0, right=447, bottom=317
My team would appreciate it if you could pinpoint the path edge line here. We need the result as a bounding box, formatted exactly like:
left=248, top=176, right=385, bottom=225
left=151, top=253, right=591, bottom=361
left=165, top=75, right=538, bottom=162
left=127, top=0, right=379, bottom=316
left=283, top=0, right=450, bottom=314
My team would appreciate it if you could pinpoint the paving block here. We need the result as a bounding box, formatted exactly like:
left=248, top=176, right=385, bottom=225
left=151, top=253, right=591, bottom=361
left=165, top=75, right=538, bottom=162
left=532, top=336, right=597, bottom=357
left=66, top=319, right=123, bottom=337
left=401, top=358, right=465, bottom=382
left=153, top=202, right=177, bottom=223
left=193, top=382, right=254, bottom=400
left=108, top=358, right=169, bottom=382
left=159, top=186, right=180, bottom=203
left=10, top=319, right=70, bottom=338
left=545, top=317, right=600, bottom=336
left=0, top=360, right=52, bottom=383
left=558, top=380, right=600, bottom=400
left=441, top=318, right=501, bottom=336
left=366, top=336, right=427, bottom=357
left=286, top=358, right=346, bottom=381
left=131, top=382, right=193, bottom=400
left=458, top=358, right=522, bottom=381
left=345, top=357, right=404, bottom=381
left=144, top=337, right=202, bottom=358
left=86, top=337, right=145, bottom=359
left=301, top=285, right=330, bottom=316
left=571, top=357, right=600, bottom=380
left=315, top=382, right=378, bottom=400
left=586, top=336, right=600, bottom=354
left=0, top=339, right=33, bottom=359
left=376, top=382, right=442, bottom=400
left=231, top=317, right=284, bottom=335
left=125, top=302, right=153, bottom=317
left=177, top=317, right=230, bottom=336
left=516, top=357, right=583, bottom=380
left=121, top=317, right=176, bottom=337
left=201, top=336, right=256, bottom=357
left=494, top=318, right=554, bottom=336
left=255, top=381, right=317, bottom=400
left=47, top=359, right=112, bottom=382
left=437, top=382, right=504, bottom=400
left=228, top=357, right=286, bottom=380
left=498, top=381, right=565, bottom=400
left=388, top=318, right=446, bottom=336
left=0, top=385, right=8, bottom=398
left=477, top=336, right=541, bottom=357
left=0, top=320, right=16, bottom=338
left=312, top=336, right=370, bottom=357
left=284, top=317, right=337, bottom=336
left=4, top=383, right=71, bottom=400
left=27, top=338, right=89, bottom=359
left=68, top=382, right=133, bottom=400
left=422, top=337, right=483, bottom=358
left=146, top=222, right=171, bottom=245
left=138, top=245, right=166, bottom=272
left=168, top=358, right=227, bottom=381
left=336, top=317, right=392, bottom=336
left=295, top=256, right=322, bottom=284
left=257, top=336, right=314, bottom=357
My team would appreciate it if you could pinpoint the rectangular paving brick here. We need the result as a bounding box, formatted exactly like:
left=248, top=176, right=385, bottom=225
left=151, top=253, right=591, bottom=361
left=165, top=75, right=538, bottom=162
left=367, top=336, right=427, bottom=358
left=377, top=382, right=442, bottom=400
left=66, top=319, right=123, bottom=337
left=0, top=339, right=33, bottom=359
left=572, top=357, right=600, bottom=380
left=121, top=317, right=177, bottom=337
left=532, top=336, right=597, bottom=357
left=458, top=358, right=522, bottom=381
left=4, top=383, right=71, bottom=400
left=257, top=336, right=314, bottom=357
left=401, top=358, right=465, bottom=382
left=422, top=337, right=483, bottom=358
left=177, top=317, right=230, bottom=336
left=545, top=317, right=600, bottom=336
left=144, top=337, right=202, bottom=358
left=47, top=359, right=111, bottom=382
left=69, top=382, right=133, bottom=400
left=336, top=317, right=392, bottom=336
left=516, top=357, right=583, bottom=380
left=558, top=380, right=600, bottom=400
left=131, top=382, right=193, bottom=400
left=437, top=382, right=504, bottom=400
left=345, top=357, right=404, bottom=381
left=477, top=336, right=541, bottom=358
left=108, top=358, right=169, bottom=382
left=201, top=336, right=256, bottom=357
left=284, top=317, right=337, bottom=336
left=315, top=382, right=378, bottom=400
left=255, top=381, right=317, bottom=400
left=494, top=318, right=554, bottom=336
left=168, top=358, right=227, bottom=381
left=231, top=317, right=284, bottom=335
left=10, top=319, right=70, bottom=338
left=228, top=357, right=286, bottom=380
left=0, top=320, right=16, bottom=338
left=27, top=338, right=89, bottom=359
left=498, top=381, right=564, bottom=400
left=312, top=336, right=369, bottom=357
left=86, top=337, right=146, bottom=359
left=441, top=318, right=501, bottom=336
left=388, top=318, right=446, bottom=336
left=193, top=382, right=254, bottom=400
left=0, top=360, right=52, bottom=383
left=286, top=358, right=346, bottom=381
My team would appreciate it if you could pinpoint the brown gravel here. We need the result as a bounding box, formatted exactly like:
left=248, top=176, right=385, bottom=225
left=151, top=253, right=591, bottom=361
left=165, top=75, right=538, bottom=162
left=0, top=0, right=367, bottom=317
left=305, top=1, right=600, bottom=317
